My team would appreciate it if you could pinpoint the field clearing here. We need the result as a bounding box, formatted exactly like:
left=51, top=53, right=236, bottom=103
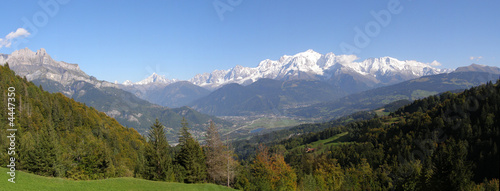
left=1, top=167, right=235, bottom=191
left=293, top=132, right=354, bottom=154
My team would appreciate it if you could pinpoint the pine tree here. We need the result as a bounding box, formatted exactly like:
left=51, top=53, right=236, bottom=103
left=144, top=119, right=173, bottom=181
left=176, top=117, right=206, bottom=183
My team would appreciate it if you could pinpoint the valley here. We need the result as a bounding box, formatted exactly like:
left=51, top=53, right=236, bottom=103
left=1, top=48, right=499, bottom=144
left=1, top=1, right=499, bottom=190
left=1, top=48, right=499, bottom=190
left=219, top=115, right=313, bottom=141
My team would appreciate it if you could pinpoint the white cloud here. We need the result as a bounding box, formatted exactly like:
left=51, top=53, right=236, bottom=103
left=469, top=56, right=483, bottom=61
left=0, top=28, right=31, bottom=48
left=6, top=28, right=30, bottom=39
left=429, top=60, right=441, bottom=66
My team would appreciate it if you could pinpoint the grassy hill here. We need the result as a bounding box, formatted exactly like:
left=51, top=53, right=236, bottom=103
left=0, top=167, right=236, bottom=191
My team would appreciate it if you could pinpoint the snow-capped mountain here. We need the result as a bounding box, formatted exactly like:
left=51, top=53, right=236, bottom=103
left=118, top=73, right=192, bottom=107
left=189, top=49, right=452, bottom=90
left=122, top=73, right=177, bottom=86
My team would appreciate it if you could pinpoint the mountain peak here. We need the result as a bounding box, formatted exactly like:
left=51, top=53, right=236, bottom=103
left=11, top=47, right=35, bottom=57
left=2, top=48, right=95, bottom=87
left=293, top=49, right=321, bottom=59
left=11, top=48, right=51, bottom=59
left=36, top=48, right=48, bottom=56
left=134, top=73, right=175, bottom=85
left=190, top=50, right=450, bottom=89
left=455, top=64, right=500, bottom=74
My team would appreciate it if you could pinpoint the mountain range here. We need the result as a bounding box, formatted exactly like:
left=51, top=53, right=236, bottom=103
left=187, top=49, right=451, bottom=91
left=0, top=48, right=230, bottom=142
left=119, top=49, right=451, bottom=108
left=2, top=48, right=499, bottom=140
left=189, top=78, right=346, bottom=116
left=289, top=68, right=500, bottom=120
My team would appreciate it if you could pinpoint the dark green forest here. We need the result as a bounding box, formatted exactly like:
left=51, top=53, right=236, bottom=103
left=1, top=64, right=499, bottom=190
left=0, top=64, right=146, bottom=179
left=254, top=80, right=499, bottom=190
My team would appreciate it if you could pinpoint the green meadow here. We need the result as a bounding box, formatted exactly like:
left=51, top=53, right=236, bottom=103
left=1, top=167, right=236, bottom=191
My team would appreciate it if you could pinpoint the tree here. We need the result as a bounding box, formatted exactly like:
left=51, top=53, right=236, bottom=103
left=176, top=117, right=206, bottom=183
left=205, top=121, right=225, bottom=183
left=270, top=154, right=297, bottom=191
left=205, top=121, right=237, bottom=186
left=251, top=144, right=297, bottom=191
left=430, top=139, right=473, bottom=190
left=251, top=144, right=273, bottom=191
left=0, top=64, right=147, bottom=180
left=144, top=119, right=173, bottom=181
left=224, top=135, right=238, bottom=187
left=314, top=156, right=344, bottom=191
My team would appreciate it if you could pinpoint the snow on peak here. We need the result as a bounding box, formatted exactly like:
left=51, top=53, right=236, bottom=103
left=123, top=80, right=133, bottom=85
left=189, top=49, right=450, bottom=89
left=129, top=73, right=176, bottom=85
left=293, top=49, right=322, bottom=61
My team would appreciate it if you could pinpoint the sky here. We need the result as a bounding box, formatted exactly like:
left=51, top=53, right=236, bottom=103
left=1, top=0, right=499, bottom=83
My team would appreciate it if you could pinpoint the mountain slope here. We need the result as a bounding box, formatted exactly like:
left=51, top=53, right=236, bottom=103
left=0, top=64, right=145, bottom=179
left=235, top=80, right=500, bottom=190
left=305, top=80, right=500, bottom=188
left=0, top=48, right=115, bottom=95
left=115, top=49, right=450, bottom=112
left=1, top=48, right=232, bottom=142
left=32, top=78, right=231, bottom=142
left=290, top=68, right=500, bottom=120
left=120, top=81, right=211, bottom=108
left=190, top=78, right=346, bottom=116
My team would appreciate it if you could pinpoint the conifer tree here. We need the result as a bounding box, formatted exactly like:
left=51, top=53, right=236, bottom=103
left=144, top=119, right=173, bottom=181
left=176, top=117, right=206, bottom=183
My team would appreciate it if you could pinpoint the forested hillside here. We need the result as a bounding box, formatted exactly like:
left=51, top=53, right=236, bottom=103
left=32, top=78, right=231, bottom=142
left=233, top=80, right=500, bottom=190
left=291, top=71, right=500, bottom=120
left=0, top=64, right=146, bottom=179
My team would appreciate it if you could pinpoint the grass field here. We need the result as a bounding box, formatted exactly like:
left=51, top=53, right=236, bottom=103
left=244, top=117, right=302, bottom=130
left=374, top=108, right=390, bottom=116
left=293, top=132, right=353, bottom=153
left=1, top=167, right=236, bottom=191
left=411, top=90, right=439, bottom=100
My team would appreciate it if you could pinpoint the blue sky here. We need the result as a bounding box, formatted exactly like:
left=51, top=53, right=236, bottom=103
left=1, top=0, right=499, bottom=83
